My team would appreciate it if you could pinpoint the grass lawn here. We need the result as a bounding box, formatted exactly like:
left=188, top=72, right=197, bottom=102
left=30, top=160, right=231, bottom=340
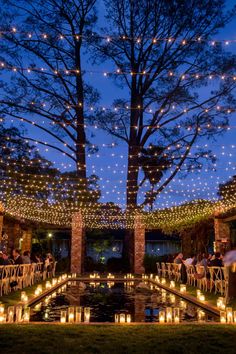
left=0, top=324, right=236, bottom=354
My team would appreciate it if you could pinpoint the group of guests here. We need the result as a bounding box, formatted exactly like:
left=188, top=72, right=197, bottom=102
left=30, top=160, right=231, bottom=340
left=173, top=252, right=223, bottom=268
left=0, top=249, right=55, bottom=270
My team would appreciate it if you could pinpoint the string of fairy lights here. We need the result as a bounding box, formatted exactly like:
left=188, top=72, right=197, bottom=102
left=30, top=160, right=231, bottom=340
left=1, top=26, right=236, bottom=229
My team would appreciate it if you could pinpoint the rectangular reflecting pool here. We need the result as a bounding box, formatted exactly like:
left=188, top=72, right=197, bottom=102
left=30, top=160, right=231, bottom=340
left=31, top=280, right=218, bottom=323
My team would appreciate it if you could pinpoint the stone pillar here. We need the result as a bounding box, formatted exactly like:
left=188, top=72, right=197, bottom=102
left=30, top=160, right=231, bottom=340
left=21, top=228, right=32, bottom=253
left=214, top=218, right=231, bottom=253
left=71, top=212, right=84, bottom=274
left=133, top=215, right=145, bottom=274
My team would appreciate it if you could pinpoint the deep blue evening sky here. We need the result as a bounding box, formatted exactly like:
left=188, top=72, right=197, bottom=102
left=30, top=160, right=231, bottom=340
left=2, top=0, right=236, bottom=210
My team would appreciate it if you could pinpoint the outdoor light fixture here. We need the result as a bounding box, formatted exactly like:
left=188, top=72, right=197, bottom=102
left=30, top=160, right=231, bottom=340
left=48, top=232, right=53, bottom=238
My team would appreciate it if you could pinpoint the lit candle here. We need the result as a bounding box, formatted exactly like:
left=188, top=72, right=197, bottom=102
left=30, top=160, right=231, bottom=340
left=166, top=307, right=172, bottom=323
left=15, top=305, right=23, bottom=323
left=126, top=314, right=131, bottom=323
left=52, top=279, right=57, bottom=286
left=159, top=310, right=165, bottom=323
left=7, top=306, right=14, bottom=323
left=170, top=294, right=176, bottom=304
left=23, top=307, right=30, bottom=323
left=60, top=310, right=67, bottom=323
left=197, top=309, right=205, bottom=322
left=161, top=278, right=166, bottom=285
left=0, top=304, right=5, bottom=314
left=199, top=294, right=205, bottom=301
left=38, top=285, right=43, bottom=293
left=150, top=274, right=153, bottom=279
left=115, top=313, right=119, bottom=323
left=173, top=308, right=180, bottom=323
left=21, top=291, right=26, bottom=302
left=220, top=311, right=226, bottom=323
left=196, top=290, right=201, bottom=298
left=119, top=313, right=125, bottom=323
left=180, top=300, right=187, bottom=309
left=84, top=307, right=90, bottom=323
left=180, top=284, right=186, bottom=293
left=75, top=307, right=82, bottom=323
left=68, top=306, right=75, bottom=323
left=155, top=276, right=160, bottom=282
left=226, top=307, right=233, bottom=323
left=0, top=313, right=6, bottom=323
left=170, top=281, right=175, bottom=289
left=45, top=281, right=51, bottom=289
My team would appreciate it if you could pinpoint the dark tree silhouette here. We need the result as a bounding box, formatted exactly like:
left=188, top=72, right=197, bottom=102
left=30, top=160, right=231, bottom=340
left=92, top=0, right=236, bottom=208
left=0, top=0, right=98, bottom=190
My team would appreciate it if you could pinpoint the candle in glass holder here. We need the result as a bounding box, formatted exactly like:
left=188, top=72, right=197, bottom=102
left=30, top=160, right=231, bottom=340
left=150, top=274, right=153, bottom=279
left=199, top=294, right=205, bottom=301
left=0, top=304, right=5, bottom=314
left=45, top=281, right=51, bottom=289
left=15, top=305, right=23, bottom=323
left=52, top=278, right=57, bottom=286
left=197, top=309, right=205, bottom=322
left=119, top=313, right=126, bottom=323
left=115, top=314, right=119, bottom=323
left=180, top=284, right=186, bottom=293
left=60, top=310, right=67, bottom=323
left=7, top=306, right=14, bottom=323
left=226, top=307, right=233, bottom=323
left=155, top=275, right=160, bottom=282
left=68, top=306, right=75, bottom=323
left=196, top=289, right=201, bottom=299
left=166, top=307, right=172, bottom=323
left=75, top=306, right=82, bottom=323
left=38, top=285, right=43, bottom=293
left=0, top=313, right=6, bottom=323
left=161, top=278, right=166, bottom=285
left=173, top=308, right=180, bottom=323
left=159, top=310, right=165, bottom=323
left=170, top=294, right=176, bottom=304
left=23, top=307, right=30, bottom=323
left=126, top=314, right=131, bottom=323
left=170, top=281, right=175, bottom=289
left=21, top=291, right=26, bottom=302
left=84, top=307, right=91, bottom=323
left=180, top=300, right=187, bottom=309
left=220, top=311, right=226, bottom=323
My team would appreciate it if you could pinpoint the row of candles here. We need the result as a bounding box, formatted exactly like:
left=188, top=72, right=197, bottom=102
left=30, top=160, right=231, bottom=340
left=220, top=308, right=236, bottom=323
left=0, top=304, right=30, bottom=323
left=115, top=313, right=131, bottom=323
left=60, top=306, right=91, bottom=323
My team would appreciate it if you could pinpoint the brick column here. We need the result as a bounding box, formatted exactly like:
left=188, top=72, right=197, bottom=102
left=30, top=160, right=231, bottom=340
left=21, top=228, right=32, bottom=253
left=0, top=202, right=4, bottom=242
left=214, top=218, right=231, bottom=252
left=71, top=212, right=84, bottom=274
left=133, top=215, right=145, bottom=274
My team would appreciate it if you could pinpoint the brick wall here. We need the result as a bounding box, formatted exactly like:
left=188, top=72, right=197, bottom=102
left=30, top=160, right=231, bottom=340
left=71, top=212, right=84, bottom=274
left=133, top=215, right=145, bottom=274
left=21, top=228, right=32, bottom=253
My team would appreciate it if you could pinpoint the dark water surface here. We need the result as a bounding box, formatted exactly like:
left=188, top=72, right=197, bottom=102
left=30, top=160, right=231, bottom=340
left=31, top=281, right=218, bottom=323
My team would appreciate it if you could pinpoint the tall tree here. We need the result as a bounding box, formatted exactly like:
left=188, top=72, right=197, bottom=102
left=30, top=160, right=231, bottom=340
left=0, top=0, right=98, bottom=191
left=93, top=0, right=236, bottom=208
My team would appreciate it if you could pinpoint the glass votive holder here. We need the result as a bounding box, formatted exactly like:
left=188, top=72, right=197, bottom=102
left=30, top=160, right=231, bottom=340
left=159, top=310, right=165, bottom=323
left=126, top=314, right=131, bottom=323
left=173, top=308, right=180, bottom=323
left=68, top=306, right=75, bottom=323
left=45, top=281, right=51, bottom=289
left=180, top=284, right=186, bottom=293
left=38, top=285, right=43, bottom=293
left=15, top=305, right=23, bottom=323
left=220, top=311, right=226, bottom=323
left=197, top=309, right=205, bottom=322
left=170, top=294, right=176, bottom=304
left=179, top=300, right=187, bottom=309
left=7, top=306, right=14, bottom=323
left=75, top=307, right=82, bottom=323
left=119, top=313, right=126, bottom=323
left=0, top=313, right=7, bottom=323
left=0, top=304, right=5, bottom=314
left=60, top=310, right=67, bottom=323
left=170, top=281, right=175, bottom=289
left=233, top=311, right=236, bottom=323
left=199, top=294, right=205, bottom=301
left=196, top=289, right=201, bottom=299
left=115, top=313, right=119, bottom=323
left=166, top=307, right=172, bottom=323
left=21, top=291, right=26, bottom=302
left=23, top=307, right=30, bottom=323
left=161, top=278, right=166, bottom=285
left=52, top=278, right=57, bottom=286
left=226, top=307, right=233, bottom=323
left=84, top=307, right=91, bottom=323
